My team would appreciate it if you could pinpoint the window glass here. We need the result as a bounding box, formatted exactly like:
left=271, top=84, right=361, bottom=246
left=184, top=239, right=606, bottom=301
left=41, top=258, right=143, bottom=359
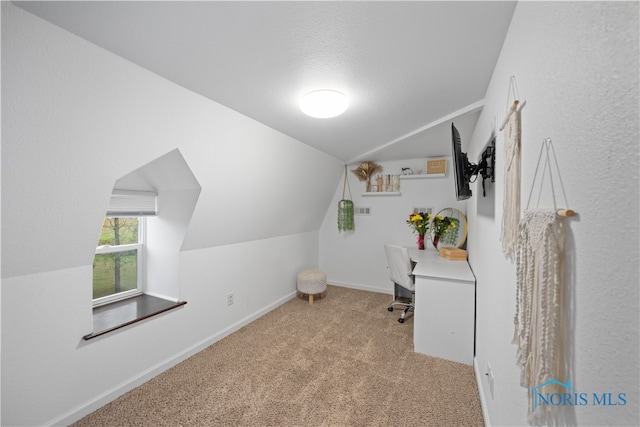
left=98, top=217, right=139, bottom=246
left=93, top=250, right=138, bottom=299
left=93, top=217, right=142, bottom=302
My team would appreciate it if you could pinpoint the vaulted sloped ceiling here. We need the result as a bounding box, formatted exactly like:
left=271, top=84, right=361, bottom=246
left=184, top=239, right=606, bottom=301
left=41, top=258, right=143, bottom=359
left=15, top=1, right=516, bottom=162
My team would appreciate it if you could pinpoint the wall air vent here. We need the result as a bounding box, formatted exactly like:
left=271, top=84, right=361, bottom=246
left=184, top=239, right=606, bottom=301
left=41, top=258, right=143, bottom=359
left=413, top=207, right=433, bottom=215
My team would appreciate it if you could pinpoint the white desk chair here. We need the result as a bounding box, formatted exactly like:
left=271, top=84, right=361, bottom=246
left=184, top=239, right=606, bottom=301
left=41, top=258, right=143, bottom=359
left=384, top=243, right=415, bottom=323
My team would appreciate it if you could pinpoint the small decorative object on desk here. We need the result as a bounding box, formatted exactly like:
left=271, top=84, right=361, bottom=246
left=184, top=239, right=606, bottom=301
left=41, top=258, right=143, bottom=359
left=407, top=211, right=431, bottom=250
left=431, top=215, right=458, bottom=249
left=439, top=247, right=467, bottom=261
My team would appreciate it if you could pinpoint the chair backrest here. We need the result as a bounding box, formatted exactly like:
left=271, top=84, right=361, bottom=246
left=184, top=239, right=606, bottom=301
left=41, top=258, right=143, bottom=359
left=384, top=243, right=415, bottom=291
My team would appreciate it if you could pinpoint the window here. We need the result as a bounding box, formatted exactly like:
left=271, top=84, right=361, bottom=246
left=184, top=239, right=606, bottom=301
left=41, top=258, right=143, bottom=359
left=92, top=189, right=157, bottom=306
left=93, top=217, right=144, bottom=305
left=83, top=160, right=198, bottom=337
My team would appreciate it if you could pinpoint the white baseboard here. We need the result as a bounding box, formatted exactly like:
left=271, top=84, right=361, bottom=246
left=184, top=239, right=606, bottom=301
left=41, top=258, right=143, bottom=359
left=327, top=278, right=391, bottom=295
left=474, top=356, right=491, bottom=427
left=48, top=291, right=297, bottom=426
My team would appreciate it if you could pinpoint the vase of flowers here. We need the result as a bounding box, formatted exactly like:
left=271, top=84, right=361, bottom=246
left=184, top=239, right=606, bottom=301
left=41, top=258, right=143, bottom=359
left=407, top=212, right=431, bottom=250
left=431, top=215, right=458, bottom=249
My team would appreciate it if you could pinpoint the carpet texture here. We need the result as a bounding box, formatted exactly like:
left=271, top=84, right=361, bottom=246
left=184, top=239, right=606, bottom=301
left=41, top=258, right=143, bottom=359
left=73, top=285, right=484, bottom=426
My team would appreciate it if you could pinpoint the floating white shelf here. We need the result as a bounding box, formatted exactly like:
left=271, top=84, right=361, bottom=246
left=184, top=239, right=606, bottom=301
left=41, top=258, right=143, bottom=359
left=399, top=173, right=446, bottom=179
left=361, top=192, right=401, bottom=197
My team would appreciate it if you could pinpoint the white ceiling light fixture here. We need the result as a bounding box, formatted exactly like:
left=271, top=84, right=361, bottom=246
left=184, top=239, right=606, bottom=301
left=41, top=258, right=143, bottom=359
left=299, top=90, right=349, bottom=118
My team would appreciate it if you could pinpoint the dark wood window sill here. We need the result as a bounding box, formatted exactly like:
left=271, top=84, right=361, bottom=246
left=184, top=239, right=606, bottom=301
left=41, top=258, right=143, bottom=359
left=83, top=294, right=187, bottom=340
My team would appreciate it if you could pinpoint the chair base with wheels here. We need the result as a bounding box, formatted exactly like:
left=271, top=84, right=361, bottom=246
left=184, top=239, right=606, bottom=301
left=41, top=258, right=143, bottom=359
left=383, top=243, right=416, bottom=324
left=387, top=283, right=414, bottom=323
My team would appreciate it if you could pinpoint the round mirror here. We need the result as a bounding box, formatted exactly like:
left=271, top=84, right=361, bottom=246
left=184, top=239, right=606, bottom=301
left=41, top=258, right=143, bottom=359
left=430, top=208, right=468, bottom=249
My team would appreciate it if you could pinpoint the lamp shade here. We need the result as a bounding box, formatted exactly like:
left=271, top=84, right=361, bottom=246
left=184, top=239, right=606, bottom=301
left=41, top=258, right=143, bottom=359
left=299, top=90, right=348, bottom=118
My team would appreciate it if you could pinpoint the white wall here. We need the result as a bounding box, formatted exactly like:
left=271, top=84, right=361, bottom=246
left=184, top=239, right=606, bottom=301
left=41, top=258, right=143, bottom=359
left=1, top=4, right=341, bottom=425
left=1, top=3, right=342, bottom=279
left=467, top=2, right=639, bottom=426
left=2, top=233, right=319, bottom=426
left=319, top=158, right=466, bottom=293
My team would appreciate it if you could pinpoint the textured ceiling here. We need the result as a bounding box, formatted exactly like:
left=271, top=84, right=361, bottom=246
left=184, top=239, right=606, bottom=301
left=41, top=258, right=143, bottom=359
left=15, top=1, right=516, bottom=163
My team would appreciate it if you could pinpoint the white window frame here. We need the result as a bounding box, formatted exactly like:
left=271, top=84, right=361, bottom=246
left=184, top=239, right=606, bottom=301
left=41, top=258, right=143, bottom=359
left=93, top=217, right=146, bottom=307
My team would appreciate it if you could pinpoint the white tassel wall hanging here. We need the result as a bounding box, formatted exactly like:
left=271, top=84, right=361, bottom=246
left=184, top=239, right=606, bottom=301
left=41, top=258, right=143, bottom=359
left=514, top=209, right=564, bottom=425
left=513, top=138, right=576, bottom=426
left=500, top=76, right=525, bottom=262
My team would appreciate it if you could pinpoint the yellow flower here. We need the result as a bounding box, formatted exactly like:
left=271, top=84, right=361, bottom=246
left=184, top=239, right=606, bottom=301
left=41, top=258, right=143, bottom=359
left=407, top=211, right=430, bottom=235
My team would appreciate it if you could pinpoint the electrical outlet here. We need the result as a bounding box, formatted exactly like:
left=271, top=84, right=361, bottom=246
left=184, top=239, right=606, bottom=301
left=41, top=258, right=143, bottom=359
left=355, top=206, right=371, bottom=216
left=226, top=292, right=234, bottom=306
left=486, top=362, right=495, bottom=400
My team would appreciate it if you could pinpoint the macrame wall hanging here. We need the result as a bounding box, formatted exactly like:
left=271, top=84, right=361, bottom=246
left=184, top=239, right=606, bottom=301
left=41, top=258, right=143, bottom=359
left=512, top=138, right=576, bottom=426
left=337, top=165, right=354, bottom=233
left=500, top=76, right=526, bottom=262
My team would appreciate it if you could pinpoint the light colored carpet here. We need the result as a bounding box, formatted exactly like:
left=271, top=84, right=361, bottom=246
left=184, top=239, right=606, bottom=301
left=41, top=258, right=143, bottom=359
left=73, top=285, right=484, bottom=426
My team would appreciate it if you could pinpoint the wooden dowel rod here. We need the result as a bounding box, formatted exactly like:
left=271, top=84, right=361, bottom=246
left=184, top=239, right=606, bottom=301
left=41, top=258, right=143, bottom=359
left=499, top=100, right=520, bottom=131
left=557, top=209, right=576, bottom=217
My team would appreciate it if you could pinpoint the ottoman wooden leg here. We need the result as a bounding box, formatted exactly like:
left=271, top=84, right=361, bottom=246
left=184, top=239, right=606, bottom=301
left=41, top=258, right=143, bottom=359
left=297, top=269, right=327, bottom=306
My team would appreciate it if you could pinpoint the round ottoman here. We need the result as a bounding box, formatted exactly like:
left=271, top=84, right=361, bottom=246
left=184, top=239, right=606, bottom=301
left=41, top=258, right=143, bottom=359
left=297, top=269, right=327, bottom=305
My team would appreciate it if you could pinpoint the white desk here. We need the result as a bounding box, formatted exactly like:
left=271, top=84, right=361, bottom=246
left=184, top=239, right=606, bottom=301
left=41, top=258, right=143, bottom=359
left=408, top=248, right=476, bottom=365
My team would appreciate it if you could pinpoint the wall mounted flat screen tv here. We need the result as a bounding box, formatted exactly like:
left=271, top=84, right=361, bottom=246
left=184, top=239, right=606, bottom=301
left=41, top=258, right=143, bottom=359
left=451, top=122, right=496, bottom=201
left=451, top=123, right=472, bottom=200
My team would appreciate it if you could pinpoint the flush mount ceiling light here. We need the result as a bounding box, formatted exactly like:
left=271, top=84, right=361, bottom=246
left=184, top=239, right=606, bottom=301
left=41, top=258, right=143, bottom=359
left=299, top=90, right=349, bottom=118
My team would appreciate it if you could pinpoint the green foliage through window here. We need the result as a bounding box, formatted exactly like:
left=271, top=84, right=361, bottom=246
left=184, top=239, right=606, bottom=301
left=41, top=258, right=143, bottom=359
left=93, top=217, right=141, bottom=301
left=98, top=218, right=138, bottom=246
